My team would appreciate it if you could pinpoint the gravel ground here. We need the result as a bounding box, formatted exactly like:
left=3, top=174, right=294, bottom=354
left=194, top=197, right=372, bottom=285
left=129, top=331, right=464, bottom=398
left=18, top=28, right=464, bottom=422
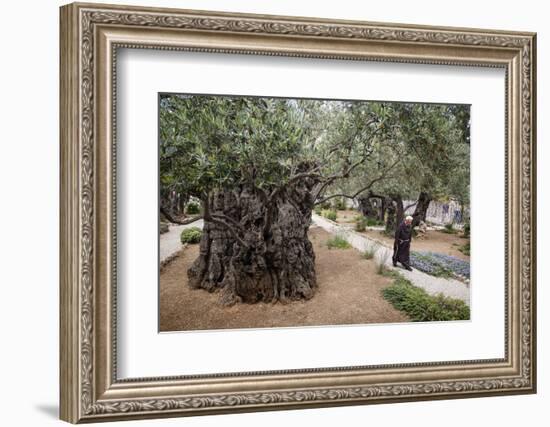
left=159, top=227, right=409, bottom=332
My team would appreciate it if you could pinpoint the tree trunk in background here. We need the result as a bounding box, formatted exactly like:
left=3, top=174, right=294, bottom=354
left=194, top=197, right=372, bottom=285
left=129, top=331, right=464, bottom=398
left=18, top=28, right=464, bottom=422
left=412, top=191, right=431, bottom=228
left=385, top=200, right=396, bottom=234
left=357, top=195, right=378, bottom=218
left=385, top=195, right=404, bottom=234
left=160, top=189, right=190, bottom=218
left=379, top=197, right=387, bottom=222
left=187, top=181, right=317, bottom=305
left=394, top=195, right=405, bottom=226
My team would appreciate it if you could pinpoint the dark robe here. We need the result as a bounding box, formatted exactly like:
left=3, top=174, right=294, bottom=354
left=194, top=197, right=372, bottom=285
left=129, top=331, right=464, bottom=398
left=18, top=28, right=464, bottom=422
left=392, top=221, right=412, bottom=268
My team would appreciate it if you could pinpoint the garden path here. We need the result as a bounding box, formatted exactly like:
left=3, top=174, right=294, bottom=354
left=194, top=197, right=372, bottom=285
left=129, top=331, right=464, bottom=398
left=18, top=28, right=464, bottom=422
left=312, top=214, right=470, bottom=305
left=160, top=219, right=204, bottom=264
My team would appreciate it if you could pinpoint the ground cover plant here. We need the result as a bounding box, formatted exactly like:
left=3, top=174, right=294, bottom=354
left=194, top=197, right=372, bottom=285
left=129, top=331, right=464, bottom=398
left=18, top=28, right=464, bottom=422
left=382, top=272, right=470, bottom=321
left=326, top=234, right=352, bottom=249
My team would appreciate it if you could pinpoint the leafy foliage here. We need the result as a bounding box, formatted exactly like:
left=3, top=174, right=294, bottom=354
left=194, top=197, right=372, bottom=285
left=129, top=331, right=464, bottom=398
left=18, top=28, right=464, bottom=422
left=160, top=95, right=317, bottom=197
left=160, top=94, right=470, bottom=243
left=180, top=227, right=202, bottom=244
left=441, top=223, right=457, bottom=234
left=354, top=215, right=383, bottom=230
left=322, top=210, right=337, bottom=221
left=367, top=217, right=383, bottom=226
left=382, top=275, right=470, bottom=321
left=330, top=103, right=470, bottom=209
left=333, top=198, right=347, bottom=210
left=185, top=202, right=200, bottom=214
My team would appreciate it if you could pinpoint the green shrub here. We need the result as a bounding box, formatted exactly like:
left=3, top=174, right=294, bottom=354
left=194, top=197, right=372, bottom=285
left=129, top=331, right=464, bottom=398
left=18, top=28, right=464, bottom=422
left=366, top=217, right=382, bottom=227
left=326, top=235, right=351, bottom=249
left=355, top=215, right=383, bottom=227
left=314, top=206, right=322, bottom=215
left=322, top=210, right=337, bottom=221
left=382, top=275, right=470, bottom=321
left=441, top=223, right=457, bottom=234
left=185, top=202, right=200, bottom=215
left=355, top=217, right=368, bottom=232
left=180, top=227, right=202, bottom=244
left=333, top=198, right=346, bottom=210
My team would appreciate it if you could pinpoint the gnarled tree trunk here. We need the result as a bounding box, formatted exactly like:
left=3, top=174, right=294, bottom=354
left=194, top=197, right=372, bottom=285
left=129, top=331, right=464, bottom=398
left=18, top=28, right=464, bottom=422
left=411, top=191, right=431, bottom=227
left=187, top=181, right=317, bottom=305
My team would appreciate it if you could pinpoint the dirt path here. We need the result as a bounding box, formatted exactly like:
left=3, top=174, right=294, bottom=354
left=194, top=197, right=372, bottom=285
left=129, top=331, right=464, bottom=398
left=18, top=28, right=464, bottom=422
left=312, top=214, right=470, bottom=305
left=159, top=219, right=204, bottom=264
left=159, top=227, right=409, bottom=332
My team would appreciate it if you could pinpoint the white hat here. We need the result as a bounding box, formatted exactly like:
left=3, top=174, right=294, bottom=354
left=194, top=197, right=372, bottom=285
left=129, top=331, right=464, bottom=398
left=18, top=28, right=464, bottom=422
left=405, top=215, right=413, bottom=221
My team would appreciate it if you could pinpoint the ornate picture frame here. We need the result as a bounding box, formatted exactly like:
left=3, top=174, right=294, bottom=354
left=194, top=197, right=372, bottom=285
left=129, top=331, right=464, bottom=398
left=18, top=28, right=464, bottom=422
left=60, top=2, right=536, bottom=423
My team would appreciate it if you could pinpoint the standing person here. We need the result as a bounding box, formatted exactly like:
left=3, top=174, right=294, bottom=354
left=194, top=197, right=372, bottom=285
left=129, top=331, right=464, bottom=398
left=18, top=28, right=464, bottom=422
left=392, top=215, right=413, bottom=271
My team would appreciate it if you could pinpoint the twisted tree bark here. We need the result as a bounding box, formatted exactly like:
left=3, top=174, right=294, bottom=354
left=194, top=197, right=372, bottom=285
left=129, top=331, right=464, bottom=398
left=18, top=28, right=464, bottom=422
left=187, top=180, right=317, bottom=305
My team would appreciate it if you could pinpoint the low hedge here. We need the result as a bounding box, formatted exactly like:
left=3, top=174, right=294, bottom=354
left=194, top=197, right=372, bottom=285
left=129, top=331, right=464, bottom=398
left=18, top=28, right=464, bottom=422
left=382, top=275, right=470, bottom=321
left=180, top=227, right=202, bottom=244
left=185, top=202, right=200, bottom=215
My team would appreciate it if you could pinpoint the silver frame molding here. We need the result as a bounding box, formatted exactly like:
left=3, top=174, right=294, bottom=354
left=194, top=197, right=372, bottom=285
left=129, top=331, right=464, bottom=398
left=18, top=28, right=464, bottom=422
left=60, top=2, right=537, bottom=423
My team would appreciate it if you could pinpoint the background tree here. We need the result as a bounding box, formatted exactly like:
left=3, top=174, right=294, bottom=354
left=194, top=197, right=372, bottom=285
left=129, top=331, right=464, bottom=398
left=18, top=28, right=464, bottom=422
left=330, top=103, right=471, bottom=230
left=397, top=103, right=470, bottom=227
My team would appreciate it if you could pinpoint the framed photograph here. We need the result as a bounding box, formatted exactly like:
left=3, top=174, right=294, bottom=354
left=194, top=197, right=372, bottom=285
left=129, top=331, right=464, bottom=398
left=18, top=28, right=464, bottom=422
left=60, top=2, right=537, bottom=423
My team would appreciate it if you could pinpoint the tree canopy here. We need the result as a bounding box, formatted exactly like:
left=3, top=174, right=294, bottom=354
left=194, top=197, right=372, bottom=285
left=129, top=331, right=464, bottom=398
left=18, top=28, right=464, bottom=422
left=160, top=94, right=470, bottom=210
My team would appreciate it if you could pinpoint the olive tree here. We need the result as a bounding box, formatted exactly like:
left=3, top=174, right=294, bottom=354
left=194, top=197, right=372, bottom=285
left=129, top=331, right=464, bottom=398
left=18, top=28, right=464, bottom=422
left=160, top=95, right=395, bottom=304
left=334, top=103, right=470, bottom=230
